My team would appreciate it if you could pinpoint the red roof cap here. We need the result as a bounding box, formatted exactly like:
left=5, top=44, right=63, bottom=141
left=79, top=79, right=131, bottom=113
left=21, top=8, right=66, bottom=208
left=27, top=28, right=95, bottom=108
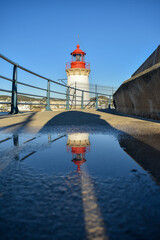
left=71, top=45, right=86, bottom=55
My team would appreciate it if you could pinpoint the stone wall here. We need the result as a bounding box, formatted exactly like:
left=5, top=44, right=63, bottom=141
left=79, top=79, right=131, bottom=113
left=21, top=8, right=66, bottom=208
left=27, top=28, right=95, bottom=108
left=113, top=63, right=160, bottom=120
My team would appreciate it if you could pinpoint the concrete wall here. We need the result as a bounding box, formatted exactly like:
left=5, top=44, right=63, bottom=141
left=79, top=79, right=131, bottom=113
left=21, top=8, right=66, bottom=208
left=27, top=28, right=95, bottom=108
left=113, top=63, right=160, bottom=120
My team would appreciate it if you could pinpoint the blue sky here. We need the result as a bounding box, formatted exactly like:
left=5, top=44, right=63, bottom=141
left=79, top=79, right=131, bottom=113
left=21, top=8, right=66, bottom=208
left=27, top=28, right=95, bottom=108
left=1, top=0, right=160, bottom=93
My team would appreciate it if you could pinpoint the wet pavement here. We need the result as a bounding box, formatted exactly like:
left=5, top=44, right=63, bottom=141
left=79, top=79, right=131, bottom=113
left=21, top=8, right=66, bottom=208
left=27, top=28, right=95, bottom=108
left=0, top=126, right=160, bottom=240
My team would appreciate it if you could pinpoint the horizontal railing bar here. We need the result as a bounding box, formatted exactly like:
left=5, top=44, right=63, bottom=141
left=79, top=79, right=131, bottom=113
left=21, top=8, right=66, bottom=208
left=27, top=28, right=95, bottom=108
left=23, top=137, right=37, bottom=144
left=50, top=90, right=66, bottom=95
left=50, top=104, right=66, bottom=106
left=0, top=100, right=107, bottom=105
left=18, top=65, right=66, bottom=87
left=20, top=151, right=36, bottom=161
left=50, top=97, right=66, bottom=101
left=0, top=54, right=19, bottom=66
left=76, top=89, right=111, bottom=96
left=68, top=94, right=76, bottom=98
left=0, top=75, right=74, bottom=97
left=0, top=75, right=13, bottom=82
left=17, top=81, right=47, bottom=91
left=68, top=94, right=82, bottom=98
left=0, top=137, right=12, bottom=143
left=51, top=134, right=66, bottom=142
left=0, top=88, right=12, bottom=93
left=17, top=92, right=46, bottom=98
left=0, top=102, right=11, bottom=104
left=68, top=100, right=82, bottom=103
left=18, top=102, right=46, bottom=105
left=0, top=54, right=66, bottom=86
left=67, top=87, right=112, bottom=96
left=78, top=84, right=117, bottom=89
left=0, top=96, right=109, bottom=105
left=0, top=75, right=70, bottom=97
left=0, top=102, right=66, bottom=106
left=0, top=76, right=69, bottom=98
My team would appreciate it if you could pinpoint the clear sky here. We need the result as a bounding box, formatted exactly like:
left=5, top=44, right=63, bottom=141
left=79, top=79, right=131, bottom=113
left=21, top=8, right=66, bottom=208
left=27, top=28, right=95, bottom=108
left=1, top=0, right=160, bottom=90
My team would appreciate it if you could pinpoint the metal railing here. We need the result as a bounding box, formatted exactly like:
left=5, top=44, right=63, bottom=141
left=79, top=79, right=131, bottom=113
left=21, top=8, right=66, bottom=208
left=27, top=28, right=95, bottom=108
left=0, top=54, right=116, bottom=114
left=66, top=61, right=90, bottom=69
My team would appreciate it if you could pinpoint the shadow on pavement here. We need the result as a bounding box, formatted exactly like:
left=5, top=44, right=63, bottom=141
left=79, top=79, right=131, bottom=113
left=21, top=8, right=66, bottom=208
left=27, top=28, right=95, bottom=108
left=0, top=112, right=35, bottom=120
left=0, top=112, right=36, bottom=133
left=39, top=110, right=115, bottom=134
left=41, top=111, right=108, bottom=126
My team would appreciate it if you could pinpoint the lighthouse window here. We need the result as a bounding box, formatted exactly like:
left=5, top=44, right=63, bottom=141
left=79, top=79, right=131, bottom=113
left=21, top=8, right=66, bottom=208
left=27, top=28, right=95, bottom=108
left=76, top=54, right=81, bottom=61
left=73, top=55, right=76, bottom=62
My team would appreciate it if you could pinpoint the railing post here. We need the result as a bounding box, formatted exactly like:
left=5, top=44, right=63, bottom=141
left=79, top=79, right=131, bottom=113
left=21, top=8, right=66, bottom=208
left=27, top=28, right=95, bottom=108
left=108, top=96, right=111, bottom=109
left=13, top=134, right=19, bottom=146
left=95, top=84, right=98, bottom=109
left=10, top=65, right=19, bottom=114
left=48, top=134, right=51, bottom=142
left=95, top=84, right=97, bottom=95
left=81, top=91, right=84, bottom=109
left=45, top=80, right=51, bottom=111
left=13, top=134, right=19, bottom=161
left=96, top=93, right=98, bottom=109
left=66, top=87, right=70, bottom=110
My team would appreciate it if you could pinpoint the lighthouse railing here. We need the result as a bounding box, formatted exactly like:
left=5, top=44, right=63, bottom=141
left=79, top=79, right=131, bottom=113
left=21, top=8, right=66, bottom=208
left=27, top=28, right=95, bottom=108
left=66, top=61, right=90, bottom=70
left=85, top=62, right=90, bottom=69
left=0, top=54, right=116, bottom=113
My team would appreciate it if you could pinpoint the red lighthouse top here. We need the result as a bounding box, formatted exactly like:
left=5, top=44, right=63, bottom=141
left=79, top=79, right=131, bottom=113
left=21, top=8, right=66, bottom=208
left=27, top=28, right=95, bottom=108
left=66, top=44, right=90, bottom=69
left=71, top=44, right=86, bottom=55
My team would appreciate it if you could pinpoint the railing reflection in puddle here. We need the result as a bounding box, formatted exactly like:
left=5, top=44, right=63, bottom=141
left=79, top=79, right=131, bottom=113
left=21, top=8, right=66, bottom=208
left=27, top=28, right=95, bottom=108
left=0, top=133, right=67, bottom=171
left=5, top=133, right=91, bottom=172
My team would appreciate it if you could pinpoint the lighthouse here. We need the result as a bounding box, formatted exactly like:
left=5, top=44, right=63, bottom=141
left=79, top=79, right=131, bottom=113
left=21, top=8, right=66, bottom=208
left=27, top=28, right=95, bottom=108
left=66, top=45, right=90, bottom=108
left=67, top=133, right=90, bottom=171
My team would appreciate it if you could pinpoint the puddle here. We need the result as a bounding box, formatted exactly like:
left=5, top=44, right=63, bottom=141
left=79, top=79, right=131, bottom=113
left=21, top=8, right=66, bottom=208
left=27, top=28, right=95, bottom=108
left=0, top=131, right=160, bottom=240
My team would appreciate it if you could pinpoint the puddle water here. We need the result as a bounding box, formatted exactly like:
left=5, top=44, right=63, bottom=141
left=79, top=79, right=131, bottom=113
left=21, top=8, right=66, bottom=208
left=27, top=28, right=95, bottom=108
left=0, top=131, right=160, bottom=240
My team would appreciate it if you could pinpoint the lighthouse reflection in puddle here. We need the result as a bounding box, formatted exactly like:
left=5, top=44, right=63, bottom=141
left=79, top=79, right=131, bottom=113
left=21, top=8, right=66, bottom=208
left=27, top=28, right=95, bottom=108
left=67, top=133, right=90, bottom=172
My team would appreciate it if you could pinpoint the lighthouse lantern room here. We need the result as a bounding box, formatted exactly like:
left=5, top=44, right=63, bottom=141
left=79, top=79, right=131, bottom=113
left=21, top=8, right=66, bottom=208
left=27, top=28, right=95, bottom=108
left=66, top=44, right=90, bottom=108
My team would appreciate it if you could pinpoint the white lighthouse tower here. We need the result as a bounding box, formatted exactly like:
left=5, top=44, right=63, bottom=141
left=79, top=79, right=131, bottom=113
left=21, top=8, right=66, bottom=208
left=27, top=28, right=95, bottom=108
left=66, top=44, right=90, bottom=108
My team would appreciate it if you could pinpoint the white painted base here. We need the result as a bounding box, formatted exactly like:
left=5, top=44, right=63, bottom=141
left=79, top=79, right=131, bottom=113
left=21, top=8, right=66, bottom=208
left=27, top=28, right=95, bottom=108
left=67, top=75, right=90, bottom=107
